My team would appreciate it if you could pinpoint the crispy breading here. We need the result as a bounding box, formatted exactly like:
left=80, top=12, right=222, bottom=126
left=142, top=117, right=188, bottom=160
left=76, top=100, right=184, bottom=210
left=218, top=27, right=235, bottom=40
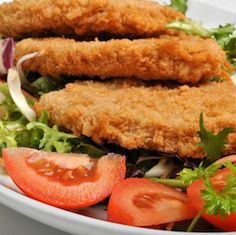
left=37, top=79, right=236, bottom=158
left=15, top=36, right=226, bottom=84
left=0, top=0, right=184, bottom=39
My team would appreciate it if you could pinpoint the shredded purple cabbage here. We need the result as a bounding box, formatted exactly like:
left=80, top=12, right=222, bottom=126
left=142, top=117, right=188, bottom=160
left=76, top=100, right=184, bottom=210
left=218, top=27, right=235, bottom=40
left=0, top=38, right=15, bottom=76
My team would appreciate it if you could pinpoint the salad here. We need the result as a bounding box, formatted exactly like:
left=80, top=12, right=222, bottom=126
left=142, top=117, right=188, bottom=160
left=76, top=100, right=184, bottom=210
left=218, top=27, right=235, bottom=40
left=0, top=0, right=236, bottom=233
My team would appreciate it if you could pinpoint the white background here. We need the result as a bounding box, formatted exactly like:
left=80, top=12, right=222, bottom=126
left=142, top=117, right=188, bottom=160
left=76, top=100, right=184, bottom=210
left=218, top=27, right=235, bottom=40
left=0, top=0, right=235, bottom=235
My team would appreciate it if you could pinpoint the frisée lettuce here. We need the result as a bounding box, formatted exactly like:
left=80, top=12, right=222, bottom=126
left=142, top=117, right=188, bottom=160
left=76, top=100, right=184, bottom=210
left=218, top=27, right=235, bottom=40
left=0, top=82, right=107, bottom=157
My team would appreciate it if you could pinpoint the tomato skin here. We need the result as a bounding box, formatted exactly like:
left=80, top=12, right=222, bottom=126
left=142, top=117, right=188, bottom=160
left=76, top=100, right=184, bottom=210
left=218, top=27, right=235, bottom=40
left=187, top=168, right=236, bottom=232
left=215, top=155, right=236, bottom=165
left=3, top=147, right=126, bottom=209
left=107, top=178, right=196, bottom=227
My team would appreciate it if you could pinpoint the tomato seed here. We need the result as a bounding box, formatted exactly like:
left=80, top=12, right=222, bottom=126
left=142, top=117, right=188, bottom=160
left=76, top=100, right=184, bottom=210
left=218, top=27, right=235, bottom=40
left=133, top=193, right=160, bottom=209
left=26, top=155, right=95, bottom=183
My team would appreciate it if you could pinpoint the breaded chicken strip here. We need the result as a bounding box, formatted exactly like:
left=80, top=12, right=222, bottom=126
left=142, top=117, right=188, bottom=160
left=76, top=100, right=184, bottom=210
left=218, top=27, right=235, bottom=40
left=37, top=80, right=236, bottom=159
left=15, top=36, right=226, bottom=84
left=0, top=0, right=184, bottom=39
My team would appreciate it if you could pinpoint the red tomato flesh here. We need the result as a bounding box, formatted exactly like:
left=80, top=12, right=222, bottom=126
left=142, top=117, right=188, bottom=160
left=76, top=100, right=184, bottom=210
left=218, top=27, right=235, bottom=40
left=107, top=178, right=196, bottom=227
left=187, top=167, right=236, bottom=231
left=3, top=147, right=126, bottom=209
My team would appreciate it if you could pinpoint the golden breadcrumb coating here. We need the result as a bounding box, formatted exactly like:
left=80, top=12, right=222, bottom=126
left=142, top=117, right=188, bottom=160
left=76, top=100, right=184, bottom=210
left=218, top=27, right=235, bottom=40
left=37, top=80, right=236, bottom=158
left=15, top=36, right=226, bottom=84
left=0, top=0, right=184, bottom=39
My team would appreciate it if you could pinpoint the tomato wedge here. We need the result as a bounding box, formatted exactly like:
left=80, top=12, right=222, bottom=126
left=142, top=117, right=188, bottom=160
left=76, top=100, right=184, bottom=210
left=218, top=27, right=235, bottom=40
left=215, top=154, right=236, bottom=165
left=107, top=178, right=196, bottom=226
left=187, top=166, right=236, bottom=231
left=3, top=147, right=126, bottom=209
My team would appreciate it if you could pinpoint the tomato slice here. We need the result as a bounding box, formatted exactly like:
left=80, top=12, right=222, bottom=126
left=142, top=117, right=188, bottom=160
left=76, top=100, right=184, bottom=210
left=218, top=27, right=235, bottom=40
left=215, top=154, right=236, bottom=165
left=3, top=147, right=126, bottom=209
left=187, top=167, right=236, bottom=231
left=107, top=178, right=196, bottom=226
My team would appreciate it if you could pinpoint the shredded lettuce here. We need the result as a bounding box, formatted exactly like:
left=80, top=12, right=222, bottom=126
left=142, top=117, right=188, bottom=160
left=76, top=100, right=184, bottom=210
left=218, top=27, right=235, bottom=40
left=75, top=141, right=108, bottom=158
left=21, top=75, right=68, bottom=98
left=169, top=0, right=188, bottom=14
left=166, top=20, right=235, bottom=40
left=211, top=24, right=235, bottom=46
left=166, top=19, right=211, bottom=37
left=0, top=83, right=28, bottom=123
left=0, top=83, right=31, bottom=154
left=224, top=37, right=236, bottom=69
left=30, top=77, right=59, bottom=94
left=26, top=117, right=77, bottom=153
left=0, top=121, right=17, bottom=149
left=24, top=76, right=65, bottom=97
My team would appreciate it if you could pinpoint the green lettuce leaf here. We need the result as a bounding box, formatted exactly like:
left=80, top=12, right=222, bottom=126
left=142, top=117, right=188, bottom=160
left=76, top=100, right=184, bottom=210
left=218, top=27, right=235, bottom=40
left=0, top=121, right=17, bottom=148
left=169, top=0, right=188, bottom=14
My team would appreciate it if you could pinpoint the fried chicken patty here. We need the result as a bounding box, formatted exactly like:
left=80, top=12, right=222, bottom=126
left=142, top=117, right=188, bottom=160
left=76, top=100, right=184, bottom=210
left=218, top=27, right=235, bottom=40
left=37, top=80, right=236, bottom=158
left=0, top=0, right=184, bottom=39
left=15, top=36, right=226, bottom=84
